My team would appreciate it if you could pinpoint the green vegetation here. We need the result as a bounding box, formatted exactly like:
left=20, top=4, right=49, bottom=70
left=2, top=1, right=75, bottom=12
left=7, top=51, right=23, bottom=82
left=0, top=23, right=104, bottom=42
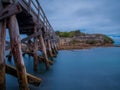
left=55, top=30, right=85, bottom=37
left=56, top=30, right=114, bottom=45
left=103, top=35, right=114, bottom=43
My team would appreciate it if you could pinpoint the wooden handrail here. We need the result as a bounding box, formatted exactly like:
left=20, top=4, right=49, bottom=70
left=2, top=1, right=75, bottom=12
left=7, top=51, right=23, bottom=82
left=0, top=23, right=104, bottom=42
left=18, top=0, right=58, bottom=40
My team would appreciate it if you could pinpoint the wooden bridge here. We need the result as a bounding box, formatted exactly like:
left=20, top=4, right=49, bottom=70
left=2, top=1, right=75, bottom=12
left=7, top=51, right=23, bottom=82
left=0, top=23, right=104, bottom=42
left=0, top=0, right=59, bottom=90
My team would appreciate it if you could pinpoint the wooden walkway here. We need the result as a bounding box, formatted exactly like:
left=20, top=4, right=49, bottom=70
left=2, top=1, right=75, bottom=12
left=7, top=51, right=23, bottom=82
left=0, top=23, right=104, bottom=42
left=0, top=0, right=59, bottom=90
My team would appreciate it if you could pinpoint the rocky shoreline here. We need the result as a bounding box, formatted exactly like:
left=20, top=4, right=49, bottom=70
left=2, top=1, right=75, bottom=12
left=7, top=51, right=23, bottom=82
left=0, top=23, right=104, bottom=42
left=56, top=30, right=114, bottom=50
left=58, top=44, right=113, bottom=50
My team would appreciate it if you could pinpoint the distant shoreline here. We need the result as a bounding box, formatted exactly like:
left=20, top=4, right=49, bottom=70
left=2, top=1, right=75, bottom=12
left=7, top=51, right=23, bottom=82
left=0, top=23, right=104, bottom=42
left=58, top=44, right=114, bottom=50
left=114, top=45, right=120, bottom=47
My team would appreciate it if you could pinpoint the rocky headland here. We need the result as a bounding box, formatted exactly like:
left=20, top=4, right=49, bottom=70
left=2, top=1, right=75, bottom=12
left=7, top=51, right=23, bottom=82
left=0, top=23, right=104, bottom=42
left=56, top=30, right=114, bottom=50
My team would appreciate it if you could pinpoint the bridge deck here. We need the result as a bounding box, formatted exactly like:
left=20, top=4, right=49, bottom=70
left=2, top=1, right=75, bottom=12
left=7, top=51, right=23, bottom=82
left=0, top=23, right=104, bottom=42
left=1, top=0, right=55, bottom=36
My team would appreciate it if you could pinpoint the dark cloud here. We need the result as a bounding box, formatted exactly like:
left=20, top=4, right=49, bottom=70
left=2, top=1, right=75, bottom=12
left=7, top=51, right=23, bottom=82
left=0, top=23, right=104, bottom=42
left=40, top=0, right=120, bottom=36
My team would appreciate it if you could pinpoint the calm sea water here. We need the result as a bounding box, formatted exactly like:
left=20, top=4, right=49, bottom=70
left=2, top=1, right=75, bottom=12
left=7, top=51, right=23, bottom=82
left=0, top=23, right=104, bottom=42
left=6, top=47, right=120, bottom=90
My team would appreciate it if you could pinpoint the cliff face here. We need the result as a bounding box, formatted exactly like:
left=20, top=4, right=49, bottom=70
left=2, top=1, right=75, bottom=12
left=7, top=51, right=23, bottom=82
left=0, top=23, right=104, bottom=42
left=56, top=30, right=114, bottom=49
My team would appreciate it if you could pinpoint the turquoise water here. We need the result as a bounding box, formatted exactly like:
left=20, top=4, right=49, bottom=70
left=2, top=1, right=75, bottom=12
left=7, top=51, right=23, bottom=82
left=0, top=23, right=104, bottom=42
left=6, top=47, right=120, bottom=90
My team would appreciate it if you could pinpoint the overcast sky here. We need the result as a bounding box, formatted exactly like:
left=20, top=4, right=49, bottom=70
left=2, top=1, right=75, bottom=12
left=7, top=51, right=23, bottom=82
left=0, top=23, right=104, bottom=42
left=40, top=0, right=120, bottom=36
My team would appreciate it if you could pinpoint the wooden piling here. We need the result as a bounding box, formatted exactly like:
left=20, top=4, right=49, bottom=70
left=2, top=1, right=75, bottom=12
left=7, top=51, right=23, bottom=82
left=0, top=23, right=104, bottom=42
left=0, top=2, right=6, bottom=90
left=40, top=33, right=50, bottom=70
left=53, top=42, right=58, bottom=54
left=0, top=19, right=6, bottom=90
left=33, top=25, right=38, bottom=71
left=51, top=41, right=57, bottom=56
left=47, top=39, right=53, bottom=57
left=8, top=15, right=29, bottom=90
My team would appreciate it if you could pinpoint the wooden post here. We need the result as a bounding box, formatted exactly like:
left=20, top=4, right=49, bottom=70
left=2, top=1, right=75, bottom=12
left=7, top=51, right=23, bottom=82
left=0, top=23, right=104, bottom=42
left=53, top=42, right=58, bottom=54
left=33, top=25, right=38, bottom=71
left=47, top=39, right=53, bottom=57
left=8, top=15, right=29, bottom=90
left=56, top=42, right=59, bottom=50
left=51, top=40, right=57, bottom=56
left=0, top=2, right=6, bottom=90
left=40, top=33, right=50, bottom=70
left=0, top=19, right=6, bottom=90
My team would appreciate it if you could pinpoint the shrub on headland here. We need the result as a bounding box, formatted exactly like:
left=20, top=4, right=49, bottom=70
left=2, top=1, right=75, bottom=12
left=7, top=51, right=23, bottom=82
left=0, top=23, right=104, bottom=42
left=56, top=30, right=114, bottom=46
left=103, top=35, right=114, bottom=44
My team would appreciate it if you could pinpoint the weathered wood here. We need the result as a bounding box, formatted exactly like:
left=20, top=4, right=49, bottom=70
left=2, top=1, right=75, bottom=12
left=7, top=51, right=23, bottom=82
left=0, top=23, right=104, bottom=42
left=6, top=64, right=41, bottom=86
left=0, top=19, right=6, bottom=90
left=47, top=39, right=54, bottom=57
left=8, top=15, right=29, bottom=90
left=51, top=41, right=57, bottom=56
left=0, top=3, right=6, bottom=90
left=40, top=33, right=50, bottom=70
left=54, top=42, right=58, bottom=54
left=0, top=3, right=22, bottom=21
left=5, top=30, right=42, bottom=50
left=0, top=0, right=58, bottom=89
left=33, top=25, right=39, bottom=71
left=21, top=31, right=41, bottom=43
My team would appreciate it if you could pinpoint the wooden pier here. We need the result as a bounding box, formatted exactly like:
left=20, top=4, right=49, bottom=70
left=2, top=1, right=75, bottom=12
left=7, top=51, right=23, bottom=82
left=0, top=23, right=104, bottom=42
left=0, top=0, right=59, bottom=90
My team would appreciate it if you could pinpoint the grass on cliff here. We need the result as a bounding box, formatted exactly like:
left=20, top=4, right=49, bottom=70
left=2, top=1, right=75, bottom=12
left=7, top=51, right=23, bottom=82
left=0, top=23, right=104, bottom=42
left=55, top=30, right=85, bottom=37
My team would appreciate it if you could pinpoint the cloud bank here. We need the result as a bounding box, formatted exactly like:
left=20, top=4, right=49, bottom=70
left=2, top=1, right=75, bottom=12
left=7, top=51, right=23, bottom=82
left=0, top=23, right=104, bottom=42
left=40, top=0, right=120, bottom=36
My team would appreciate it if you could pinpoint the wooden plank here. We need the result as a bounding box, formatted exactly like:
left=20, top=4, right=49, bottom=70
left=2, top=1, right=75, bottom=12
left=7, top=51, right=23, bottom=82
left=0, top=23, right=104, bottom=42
left=6, top=65, right=41, bottom=86
left=8, top=15, right=29, bottom=90
left=0, top=3, right=22, bottom=21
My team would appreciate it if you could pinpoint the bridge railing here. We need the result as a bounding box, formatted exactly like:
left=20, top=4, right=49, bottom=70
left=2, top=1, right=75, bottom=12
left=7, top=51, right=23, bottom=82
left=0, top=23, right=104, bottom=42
left=18, top=0, right=59, bottom=41
left=19, top=0, right=54, bottom=32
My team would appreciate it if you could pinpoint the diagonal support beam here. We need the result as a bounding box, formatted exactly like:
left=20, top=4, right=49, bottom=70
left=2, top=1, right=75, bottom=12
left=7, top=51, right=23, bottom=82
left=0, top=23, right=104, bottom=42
left=5, top=31, right=41, bottom=50
left=0, top=3, right=22, bottom=21
left=6, top=64, right=41, bottom=86
left=21, top=31, right=41, bottom=43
